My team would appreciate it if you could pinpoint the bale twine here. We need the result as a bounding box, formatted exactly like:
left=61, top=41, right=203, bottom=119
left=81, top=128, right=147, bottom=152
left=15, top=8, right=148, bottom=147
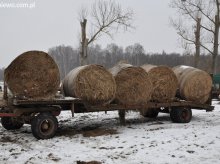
left=4, top=51, right=60, bottom=99
left=62, top=65, right=116, bottom=105
left=172, top=65, right=212, bottom=104
left=109, top=63, right=153, bottom=105
left=141, top=64, right=178, bottom=102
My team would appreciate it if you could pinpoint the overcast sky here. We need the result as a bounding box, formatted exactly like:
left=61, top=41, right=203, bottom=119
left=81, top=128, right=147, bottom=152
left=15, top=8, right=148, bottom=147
left=0, top=0, right=182, bottom=67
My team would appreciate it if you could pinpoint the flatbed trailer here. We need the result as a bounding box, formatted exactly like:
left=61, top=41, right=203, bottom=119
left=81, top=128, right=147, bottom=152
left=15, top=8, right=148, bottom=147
left=0, top=89, right=214, bottom=139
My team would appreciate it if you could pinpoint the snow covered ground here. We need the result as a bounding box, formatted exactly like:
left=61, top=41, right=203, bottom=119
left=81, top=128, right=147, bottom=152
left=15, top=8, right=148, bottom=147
left=0, top=100, right=220, bottom=164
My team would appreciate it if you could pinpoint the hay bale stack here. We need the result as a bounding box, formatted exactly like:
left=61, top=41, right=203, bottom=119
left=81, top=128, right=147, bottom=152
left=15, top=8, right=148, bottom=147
left=172, top=65, right=212, bottom=104
left=62, top=65, right=116, bottom=105
left=4, top=51, right=60, bottom=99
left=141, top=64, right=178, bottom=102
left=109, top=63, right=153, bottom=105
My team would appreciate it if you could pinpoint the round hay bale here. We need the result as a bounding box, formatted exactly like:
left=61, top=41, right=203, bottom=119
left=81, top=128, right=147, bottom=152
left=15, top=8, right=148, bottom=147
left=141, top=64, right=178, bottom=102
left=172, top=65, right=212, bottom=104
left=109, top=63, right=153, bottom=105
left=62, top=65, right=116, bottom=105
left=4, top=51, right=60, bottom=99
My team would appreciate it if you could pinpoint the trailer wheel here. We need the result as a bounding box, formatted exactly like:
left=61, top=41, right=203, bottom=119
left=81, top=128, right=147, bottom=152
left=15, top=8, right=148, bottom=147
left=170, top=107, right=192, bottom=123
left=140, top=108, right=159, bottom=118
left=31, top=113, right=58, bottom=139
left=1, top=117, right=24, bottom=130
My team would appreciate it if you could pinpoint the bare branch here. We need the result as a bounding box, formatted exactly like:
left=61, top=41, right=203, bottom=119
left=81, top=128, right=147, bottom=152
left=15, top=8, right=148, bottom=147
left=200, top=43, right=213, bottom=55
left=171, top=0, right=215, bottom=34
left=181, top=1, right=214, bottom=33
left=78, top=6, right=88, bottom=22
left=88, top=0, right=134, bottom=45
left=170, top=17, right=195, bottom=45
left=185, top=0, right=215, bottom=24
left=177, top=30, right=195, bottom=44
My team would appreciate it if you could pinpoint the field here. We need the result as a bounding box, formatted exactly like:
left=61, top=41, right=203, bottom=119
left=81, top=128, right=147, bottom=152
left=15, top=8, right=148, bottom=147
left=0, top=100, right=220, bottom=164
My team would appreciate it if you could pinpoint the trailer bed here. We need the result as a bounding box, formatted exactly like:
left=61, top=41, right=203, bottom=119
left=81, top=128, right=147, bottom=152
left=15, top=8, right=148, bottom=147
left=2, top=97, right=214, bottom=113
left=73, top=100, right=214, bottom=113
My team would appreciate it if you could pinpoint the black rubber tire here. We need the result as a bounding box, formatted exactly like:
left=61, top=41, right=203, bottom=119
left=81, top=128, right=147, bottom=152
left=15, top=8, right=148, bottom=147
left=170, top=107, right=192, bottom=123
left=1, top=117, right=24, bottom=130
left=31, top=113, right=58, bottom=139
left=140, top=108, right=159, bottom=118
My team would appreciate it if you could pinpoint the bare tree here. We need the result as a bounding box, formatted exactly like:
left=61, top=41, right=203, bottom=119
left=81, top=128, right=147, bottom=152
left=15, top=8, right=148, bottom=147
left=170, top=0, right=203, bottom=68
left=170, top=0, right=220, bottom=73
left=125, top=43, right=145, bottom=66
left=78, top=0, right=134, bottom=65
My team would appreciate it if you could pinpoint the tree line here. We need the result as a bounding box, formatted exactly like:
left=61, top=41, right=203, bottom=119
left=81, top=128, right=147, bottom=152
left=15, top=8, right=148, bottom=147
left=48, top=43, right=220, bottom=80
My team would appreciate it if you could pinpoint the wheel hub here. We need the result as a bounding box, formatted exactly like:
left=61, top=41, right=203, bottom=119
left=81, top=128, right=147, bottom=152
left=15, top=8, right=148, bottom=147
left=41, top=121, right=50, bottom=131
left=182, top=110, right=189, bottom=119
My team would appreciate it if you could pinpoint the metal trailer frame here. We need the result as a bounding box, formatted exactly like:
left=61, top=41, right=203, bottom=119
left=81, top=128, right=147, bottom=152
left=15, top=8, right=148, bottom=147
left=0, top=82, right=215, bottom=139
left=0, top=96, right=214, bottom=116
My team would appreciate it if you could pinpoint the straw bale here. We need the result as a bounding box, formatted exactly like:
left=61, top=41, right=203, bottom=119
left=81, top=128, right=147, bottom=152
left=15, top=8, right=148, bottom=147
left=142, top=64, right=178, bottom=102
left=62, top=65, right=116, bottom=105
left=4, top=51, right=60, bottom=99
left=109, top=63, right=152, bottom=105
left=172, top=65, right=212, bottom=104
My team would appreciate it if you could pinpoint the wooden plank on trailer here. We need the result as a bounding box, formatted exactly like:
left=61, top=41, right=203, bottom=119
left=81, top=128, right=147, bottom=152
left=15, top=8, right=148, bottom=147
left=12, top=97, right=81, bottom=106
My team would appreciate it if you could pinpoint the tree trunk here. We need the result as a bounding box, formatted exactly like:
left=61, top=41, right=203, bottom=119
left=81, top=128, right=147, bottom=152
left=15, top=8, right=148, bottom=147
left=212, top=15, right=219, bottom=74
left=194, top=18, right=201, bottom=68
left=80, top=19, right=88, bottom=66
left=61, top=47, right=67, bottom=76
